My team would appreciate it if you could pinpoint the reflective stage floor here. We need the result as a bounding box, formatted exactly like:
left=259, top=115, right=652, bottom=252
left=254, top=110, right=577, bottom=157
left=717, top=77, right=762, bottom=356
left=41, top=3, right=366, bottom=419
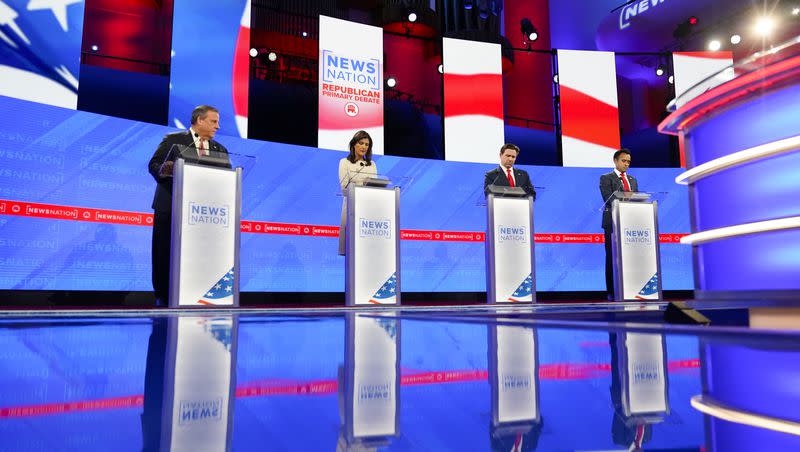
left=1, top=302, right=798, bottom=451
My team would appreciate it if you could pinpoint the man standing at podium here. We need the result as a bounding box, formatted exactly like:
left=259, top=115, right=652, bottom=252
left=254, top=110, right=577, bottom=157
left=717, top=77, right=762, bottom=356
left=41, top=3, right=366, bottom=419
left=484, top=144, right=536, bottom=199
left=600, top=149, right=638, bottom=299
left=147, top=105, right=231, bottom=306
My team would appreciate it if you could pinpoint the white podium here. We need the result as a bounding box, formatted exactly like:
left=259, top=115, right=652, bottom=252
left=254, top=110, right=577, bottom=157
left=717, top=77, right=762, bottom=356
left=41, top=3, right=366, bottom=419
left=170, top=157, right=242, bottom=307
left=486, top=186, right=536, bottom=304
left=345, top=179, right=401, bottom=306
left=609, top=192, right=663, bottom=301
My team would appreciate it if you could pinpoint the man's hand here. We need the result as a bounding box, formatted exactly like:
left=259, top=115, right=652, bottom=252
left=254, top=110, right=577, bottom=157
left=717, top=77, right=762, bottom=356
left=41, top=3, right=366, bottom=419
left=158, top=160, right=174, bottom=177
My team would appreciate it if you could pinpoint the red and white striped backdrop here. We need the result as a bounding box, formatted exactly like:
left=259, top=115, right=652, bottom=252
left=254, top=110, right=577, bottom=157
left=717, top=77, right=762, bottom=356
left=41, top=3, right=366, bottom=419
left=443, top=37, right=505, bottom=163
left=557, top=50, right=621, bottom=167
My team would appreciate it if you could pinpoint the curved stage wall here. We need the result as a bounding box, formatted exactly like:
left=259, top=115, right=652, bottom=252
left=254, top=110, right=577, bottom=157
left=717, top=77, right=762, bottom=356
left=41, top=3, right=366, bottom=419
left=0, top=96, right=692, bottom=292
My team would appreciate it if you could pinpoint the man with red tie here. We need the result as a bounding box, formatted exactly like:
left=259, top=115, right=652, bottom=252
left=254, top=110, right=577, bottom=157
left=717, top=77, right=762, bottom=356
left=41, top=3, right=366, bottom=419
left=600, top=149, right=638, bottom=299
left=147, top=105, right=231, bottom=306
left=483, top=143, right=536, bottom=199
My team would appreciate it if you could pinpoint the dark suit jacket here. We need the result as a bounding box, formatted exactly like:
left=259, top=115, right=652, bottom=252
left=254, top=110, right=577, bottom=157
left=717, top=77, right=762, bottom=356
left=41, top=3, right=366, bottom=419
left=599, top=171, right=638, bottom=229
left=147, top=131, right=231, bottom=212
left=484, top=166, right=536, bottom=200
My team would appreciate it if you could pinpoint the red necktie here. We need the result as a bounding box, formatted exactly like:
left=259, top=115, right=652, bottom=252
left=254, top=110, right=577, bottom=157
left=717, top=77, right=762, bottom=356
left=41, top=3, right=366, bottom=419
left=506, top=168, right=515, bottom=187
left=198, top=139, right=207, bottom=157
left=620, top=172, right=631, bottom=192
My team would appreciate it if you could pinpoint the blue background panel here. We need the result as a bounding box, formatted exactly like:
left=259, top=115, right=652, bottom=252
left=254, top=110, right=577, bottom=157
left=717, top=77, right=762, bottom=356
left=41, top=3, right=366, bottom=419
left=0, top=96, right=693, bottom=292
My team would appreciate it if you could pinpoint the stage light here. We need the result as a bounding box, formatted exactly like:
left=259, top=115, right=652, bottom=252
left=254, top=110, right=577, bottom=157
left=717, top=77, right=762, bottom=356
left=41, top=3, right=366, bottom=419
left=408, top=12, right=417, bottom=23
left=386, top=77, right=397, bottom=88
left=520, top=18, right=538, bottom=43
left=754, top=16, right=776, bottom=36
left=90, top=45, right=98, bottom=52
left=268, top=52, right=277, bottom=62
left=673, top=16, right=699, bottom=39
left=730, top=34, right=742, bottom=45
left=463, top=0, right=473, bottom=10
left=437, top=64, right=443, bottom=74
left=656, top=65, right=665, bottom=77
left=792, top=7, right=800, bottom=16
left=668, top=75, right=674, bottom=84
left=553, top=74, right=559, bottom=84
left=708, top=39, right=721, bottom=51
left=301, top=31, right=308, bottom=37
left=249, top=48, right=258, bottom=57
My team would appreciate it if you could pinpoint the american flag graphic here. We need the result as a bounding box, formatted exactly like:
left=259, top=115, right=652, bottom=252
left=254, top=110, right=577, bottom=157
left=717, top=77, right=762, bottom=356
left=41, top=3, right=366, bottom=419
left=369, top=272, right=396, bottom=304
left=374, top=316, right=397, bottom=340
left=508, top=273, right=533, bottom=302
left=0, top=0, right=84, bottom=108
left=198, top=268, right=234, bottom=304
left=635, top=273, right=659, bottom=300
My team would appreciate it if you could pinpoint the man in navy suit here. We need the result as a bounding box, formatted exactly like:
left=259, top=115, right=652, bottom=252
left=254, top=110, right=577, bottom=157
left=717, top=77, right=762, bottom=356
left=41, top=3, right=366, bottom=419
left=599, top=149, right=638, bottom=299
left=147, top=105, right=231, bottom=305
left=483, top=144, right=536, bottom=199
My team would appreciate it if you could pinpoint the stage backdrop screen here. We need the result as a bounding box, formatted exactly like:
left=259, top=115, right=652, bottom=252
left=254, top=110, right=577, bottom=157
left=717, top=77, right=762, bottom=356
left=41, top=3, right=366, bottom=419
left=0, top=96, right=693, bottom=292
left=167, top=0, right=250, bottom=138
left=318, top=15, right=384, bottom=154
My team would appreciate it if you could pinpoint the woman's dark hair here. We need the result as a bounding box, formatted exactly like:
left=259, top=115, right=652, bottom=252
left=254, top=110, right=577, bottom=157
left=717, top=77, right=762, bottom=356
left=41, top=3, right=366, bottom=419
left=347, top=130, right=373, bottom=165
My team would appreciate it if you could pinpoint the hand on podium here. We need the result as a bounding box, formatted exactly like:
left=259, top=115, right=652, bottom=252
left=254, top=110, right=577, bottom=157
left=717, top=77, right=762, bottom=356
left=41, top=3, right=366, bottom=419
left=159, top=160, right=174, bottom=178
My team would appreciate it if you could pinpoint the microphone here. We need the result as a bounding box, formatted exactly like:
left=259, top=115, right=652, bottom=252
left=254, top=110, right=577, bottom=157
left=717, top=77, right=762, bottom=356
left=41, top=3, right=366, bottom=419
left=339, top=160, right=368, bottom=193
left=359, top=161, right=365, bottom=166
left=484, top=167, right=503, bottom=195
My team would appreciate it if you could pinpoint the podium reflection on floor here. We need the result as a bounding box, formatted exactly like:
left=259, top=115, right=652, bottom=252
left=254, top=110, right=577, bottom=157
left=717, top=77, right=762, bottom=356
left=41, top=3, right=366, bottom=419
left=142, top=315, right=238, bottom=452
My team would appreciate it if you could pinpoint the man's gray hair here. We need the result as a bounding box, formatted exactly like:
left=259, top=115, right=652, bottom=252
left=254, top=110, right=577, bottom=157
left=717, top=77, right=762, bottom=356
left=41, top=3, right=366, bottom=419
left=190, top=105, right=219, bottom=125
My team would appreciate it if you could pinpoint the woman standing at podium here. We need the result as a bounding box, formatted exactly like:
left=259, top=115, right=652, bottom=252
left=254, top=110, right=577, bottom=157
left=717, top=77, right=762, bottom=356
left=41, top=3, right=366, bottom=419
left=338, top=130, right=377, bottom=255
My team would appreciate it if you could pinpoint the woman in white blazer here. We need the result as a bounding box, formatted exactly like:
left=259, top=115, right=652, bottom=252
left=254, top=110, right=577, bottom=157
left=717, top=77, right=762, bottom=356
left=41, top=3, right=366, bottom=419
left=338, top=130, right=378, bottom=255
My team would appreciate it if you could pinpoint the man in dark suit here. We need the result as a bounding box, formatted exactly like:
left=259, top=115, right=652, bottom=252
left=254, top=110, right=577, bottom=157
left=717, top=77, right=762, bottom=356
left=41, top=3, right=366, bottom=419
left=599, top=149, right=638, bottom=299
left=483, top=143, right=536, bottom=199
left=147, top=105, right=231, bottom=305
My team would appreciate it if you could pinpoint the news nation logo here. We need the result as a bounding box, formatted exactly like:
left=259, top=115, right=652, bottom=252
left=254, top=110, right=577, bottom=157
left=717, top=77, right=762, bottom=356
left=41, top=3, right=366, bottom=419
left=359, top=218, right=392, bottom=239
left=321, top=50, right=381, bottom=90
left=358, top=383, right=391, bottom=401
left=188, top=203, right=229, bottom=227
left=619, top=0, right=667, bottom=30
left=624, top=228, right=652, bottom=245
left=179, top=398, right=223, bottom=425
left=497, top=225, right=527, bottom=243
left=502, top=374, right=531, bottom=392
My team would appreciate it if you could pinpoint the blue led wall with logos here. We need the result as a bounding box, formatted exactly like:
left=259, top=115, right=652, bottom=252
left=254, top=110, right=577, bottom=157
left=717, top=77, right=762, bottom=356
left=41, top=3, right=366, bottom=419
left=0, top=96, right=693, bottom=292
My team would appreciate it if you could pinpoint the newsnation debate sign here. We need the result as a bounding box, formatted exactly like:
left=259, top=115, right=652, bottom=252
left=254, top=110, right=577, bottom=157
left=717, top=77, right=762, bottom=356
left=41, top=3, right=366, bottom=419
left=318, top=15, right=384, bottom=154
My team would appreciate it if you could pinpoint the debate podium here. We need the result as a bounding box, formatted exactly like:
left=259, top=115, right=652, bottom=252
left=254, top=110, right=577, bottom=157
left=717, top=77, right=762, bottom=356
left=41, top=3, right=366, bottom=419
left=345, top=177, right=401, bottom=306
left=169, top=149, right=242, bottom=308
left=485, top=185, right=536, bottom=304
left=608, top=191, right=663, bottom=301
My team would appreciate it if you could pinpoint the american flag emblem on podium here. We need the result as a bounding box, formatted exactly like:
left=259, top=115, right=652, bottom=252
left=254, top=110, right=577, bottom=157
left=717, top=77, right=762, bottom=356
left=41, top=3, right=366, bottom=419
left=197, top=268, right=234, bottom=305
left=369, top=272, right=396, bottom=304
left=636, top=273, right=659, bottom=300
left=508, top=274, right=532, bottom=302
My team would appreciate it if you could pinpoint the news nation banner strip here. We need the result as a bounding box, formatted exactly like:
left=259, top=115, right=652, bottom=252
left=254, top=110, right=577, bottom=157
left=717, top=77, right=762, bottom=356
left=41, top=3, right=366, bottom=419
left=442, top=37, right=504, bottom=164
left=557, top=50, right=621, bottom=168
left=318, top=15, right=384, bottom=154
left=0, top=198, right=688, bottom=243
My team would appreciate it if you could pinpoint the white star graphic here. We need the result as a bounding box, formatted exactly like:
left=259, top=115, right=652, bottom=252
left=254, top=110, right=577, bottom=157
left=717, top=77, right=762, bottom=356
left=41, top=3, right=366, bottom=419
left=223, top=277, right=229, bottom=281
left=225, top=286, right=232, bottom=292
left=0, top=1, right=31, bottom=48
left=214, top=283, right=222, bottom=289
left=27, top=0, right=81, bottom=32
